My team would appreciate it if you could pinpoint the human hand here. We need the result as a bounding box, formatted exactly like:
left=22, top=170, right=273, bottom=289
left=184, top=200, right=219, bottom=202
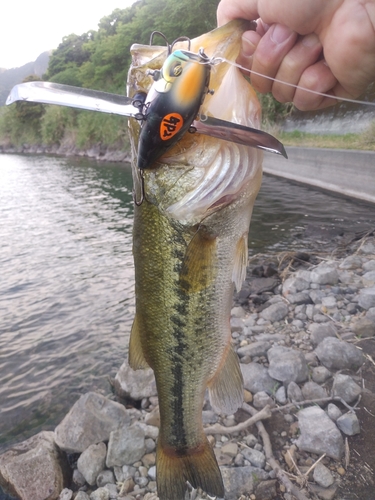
left=217, top=0, right=375, bottom=110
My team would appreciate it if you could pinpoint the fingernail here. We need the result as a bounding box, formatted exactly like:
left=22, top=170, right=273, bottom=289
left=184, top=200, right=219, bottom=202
left=302, top=33, right=320, bottom=48
left=270, top=24, right=294, bottom=44
left=242, top=34, right=256, bottom=57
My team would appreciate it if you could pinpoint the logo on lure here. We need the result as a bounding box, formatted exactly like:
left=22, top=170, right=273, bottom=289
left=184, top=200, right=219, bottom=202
left=136, top=47, right=212, bottom=170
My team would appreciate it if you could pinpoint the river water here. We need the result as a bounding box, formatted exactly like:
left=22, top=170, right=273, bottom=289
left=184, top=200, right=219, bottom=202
left=1, top=153, right=375, bottom=452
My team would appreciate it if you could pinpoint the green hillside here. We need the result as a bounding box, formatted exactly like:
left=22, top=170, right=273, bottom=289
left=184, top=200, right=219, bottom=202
left=0, top=0, right=220, bottom=149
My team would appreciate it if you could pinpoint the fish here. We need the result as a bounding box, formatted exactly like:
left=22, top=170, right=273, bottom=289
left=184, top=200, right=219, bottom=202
left=127, top=20, right=264, bottom=500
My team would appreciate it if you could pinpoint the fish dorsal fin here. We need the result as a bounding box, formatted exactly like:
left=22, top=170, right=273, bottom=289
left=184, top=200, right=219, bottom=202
left=232, top=233, right=248, bottom=292
left=128, top=314, right=150, bottom=370
left=208, top=344, right=243, bottom=415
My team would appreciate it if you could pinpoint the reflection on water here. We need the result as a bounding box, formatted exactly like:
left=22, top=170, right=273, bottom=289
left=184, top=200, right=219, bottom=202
left=0, top=154, right=374, bottom=452
left=0, top=155, right=134, bottom=449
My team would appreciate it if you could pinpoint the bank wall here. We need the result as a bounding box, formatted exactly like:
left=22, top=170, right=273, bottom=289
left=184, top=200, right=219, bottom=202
left=263, top=146, right=375, bottom=204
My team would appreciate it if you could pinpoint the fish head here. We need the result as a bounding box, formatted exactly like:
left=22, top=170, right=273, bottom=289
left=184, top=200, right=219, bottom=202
left=128, top=20, right=263, bottom=225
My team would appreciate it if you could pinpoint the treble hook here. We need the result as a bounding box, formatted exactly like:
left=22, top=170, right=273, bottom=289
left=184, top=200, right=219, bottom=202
left=133, top=170, right=145, bottom=206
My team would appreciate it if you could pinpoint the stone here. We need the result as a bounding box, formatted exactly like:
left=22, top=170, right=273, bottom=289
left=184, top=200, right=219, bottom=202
left=311, top=366, right=332, bottom=384
left=362, top=270, right=375, bottom=283
left=96, top=469, right=115, bottom=487
left=103, top=483, right=118, bottom=499
left=322, top=296, right=337, bottom=308
left=148, top=465, right=156, bottom=481
left=255, top=479, right=277, bottom=500
left=144, top=406, right=160, bottom=427
left=309, top=322, right=337, bottom=346
left=267, top=346, right=308, bottom=384
left=77, top=442, right=107, bottom=486
left=315, top=337, right=364, bottom=371
left=313, top=462, right=335, bottom=488
left=253, top=391, right=275, bottom=409
left=352, top=317, right=375, bottom=337
left=327, top=403, right=343, bottom=422
left=55, top=392, right=134, bottom=453
left=287, top=293, right=312, bottom=305
left=89, top=487, right=110, bottom=500
left=332, top=374, right=362, bottom=403
left=336, top=412, right=361, bottom=435
left=114, top=361, right=157, bottom=400
left=295, top=406, right=344, bottom=460
left=310, top=265, right=339, bottom=285
left=73, top=468, right=86, bottom=487
left=287, top=381, right=303, bottom=402
left=221, top=442, right=238, bottom=457
left=249, top=277, right=279, bottom=295
left=363, top=259, right=375, bottom=271
left=275, top=386, right=287, bottom=404
left=0, top=431, right=70, bottom=500
left=241, top=363, right=277, bottom=395
left=357, top=287, right=375, bottom=309
left=106, top=424, right=146, bottom=467
left=237, top=341, right=271, bottom=358
left=308, top=483, right=338, bottom=500
left=75, top=493, right=90, bottom=500
left=301, top=381, right=328, bottom=403
left=202, top=410, right=218, bottom=425
left=241, top=447, right=266, bottom=468
left=220, top=466, right=268, bottom=499
left=58, top=489, right=73, bottom=500
left=309, top=290, right=325, bottom=304
left=260, top=302, right=288, bottom=322
left=282, top=277, right=310, bottom=296
left=339, top=255, right=363, bottom=269
left=231, top=306, right=246, bottom=318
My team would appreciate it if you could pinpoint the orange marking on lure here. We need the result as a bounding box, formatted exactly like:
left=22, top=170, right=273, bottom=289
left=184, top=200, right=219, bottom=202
left=176, top=63, right=205, bottom=104
left=160, top=113, right=184, bottom=140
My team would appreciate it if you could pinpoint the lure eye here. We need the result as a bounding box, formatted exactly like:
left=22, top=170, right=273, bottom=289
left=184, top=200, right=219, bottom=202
left=170, top=63, right=182, bottom=77
left=162, top=54, right=185, bottom=81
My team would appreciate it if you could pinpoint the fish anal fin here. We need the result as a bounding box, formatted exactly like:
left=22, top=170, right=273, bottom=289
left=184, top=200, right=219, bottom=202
left=180, top=229, right=217, bottom=292
left=208, top=344, right=244, bottom=415
left=232, top=233, right=248, bottom=292
left=156, top=439, right=224, bottom=500
left=128, top=314, right=150, bottom=370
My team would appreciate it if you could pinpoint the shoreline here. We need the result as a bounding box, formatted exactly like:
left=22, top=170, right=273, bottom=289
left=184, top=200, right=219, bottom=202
left=1, top=235, right=375, bottom=500
left=2, top=144, right=375, bottom=206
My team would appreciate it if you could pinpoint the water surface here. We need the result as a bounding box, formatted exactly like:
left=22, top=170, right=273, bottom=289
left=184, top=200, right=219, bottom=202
left=1, top=153, right=374, bottom=451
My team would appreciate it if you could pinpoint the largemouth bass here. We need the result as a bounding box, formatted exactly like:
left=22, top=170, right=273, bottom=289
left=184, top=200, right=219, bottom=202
left=128, top=20, right=263, bottom=500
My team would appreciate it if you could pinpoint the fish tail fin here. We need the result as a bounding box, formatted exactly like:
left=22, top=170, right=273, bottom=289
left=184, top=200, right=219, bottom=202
left=156, top=439, right=224, bottom=500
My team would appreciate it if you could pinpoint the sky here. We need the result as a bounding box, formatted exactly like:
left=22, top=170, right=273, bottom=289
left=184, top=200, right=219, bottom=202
left=1, top=0, right=136, bottom=69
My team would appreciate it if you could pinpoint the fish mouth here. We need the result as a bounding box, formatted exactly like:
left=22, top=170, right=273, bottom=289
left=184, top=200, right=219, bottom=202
left=128, top=20, right=263, bottom=223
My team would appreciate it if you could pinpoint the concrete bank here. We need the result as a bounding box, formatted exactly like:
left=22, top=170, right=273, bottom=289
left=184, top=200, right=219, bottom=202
left=263, top=146, right=375, bottom=204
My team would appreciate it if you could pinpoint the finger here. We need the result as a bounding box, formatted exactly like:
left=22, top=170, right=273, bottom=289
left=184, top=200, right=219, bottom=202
left=271, top=33, right=323, bottom=103
left=292, top=60, right=338, bottom=110
left=249, top=23, right=298, bottom=93
left=236, top=30, right=262, bottom=70
left=217, top=0, right=259, bottom=26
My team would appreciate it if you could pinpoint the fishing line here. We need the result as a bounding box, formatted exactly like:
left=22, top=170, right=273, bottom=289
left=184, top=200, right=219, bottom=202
left=207, top=56, right=375, bottom=108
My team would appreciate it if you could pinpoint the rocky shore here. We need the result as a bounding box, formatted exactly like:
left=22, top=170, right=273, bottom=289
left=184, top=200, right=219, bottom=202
left=1, top=236, right=375, bottom=500
left=0, top=142, right=131, bottom=163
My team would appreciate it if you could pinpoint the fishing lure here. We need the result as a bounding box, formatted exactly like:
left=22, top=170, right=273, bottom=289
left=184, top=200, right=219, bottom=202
left=136, top=47, right=212, bottom=170
left=6, top=32, right=287, bottom=176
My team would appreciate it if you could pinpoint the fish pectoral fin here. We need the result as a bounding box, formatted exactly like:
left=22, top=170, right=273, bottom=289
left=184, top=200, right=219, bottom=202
left=180, top=229, right=217, bottom=292
left=208, top=344, right=244, bottom=415
left=156, top=439, right=224, bottom=500
left=128, top=314, right=150, bottom=370
left=232, top=233, right=248, bottom=292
